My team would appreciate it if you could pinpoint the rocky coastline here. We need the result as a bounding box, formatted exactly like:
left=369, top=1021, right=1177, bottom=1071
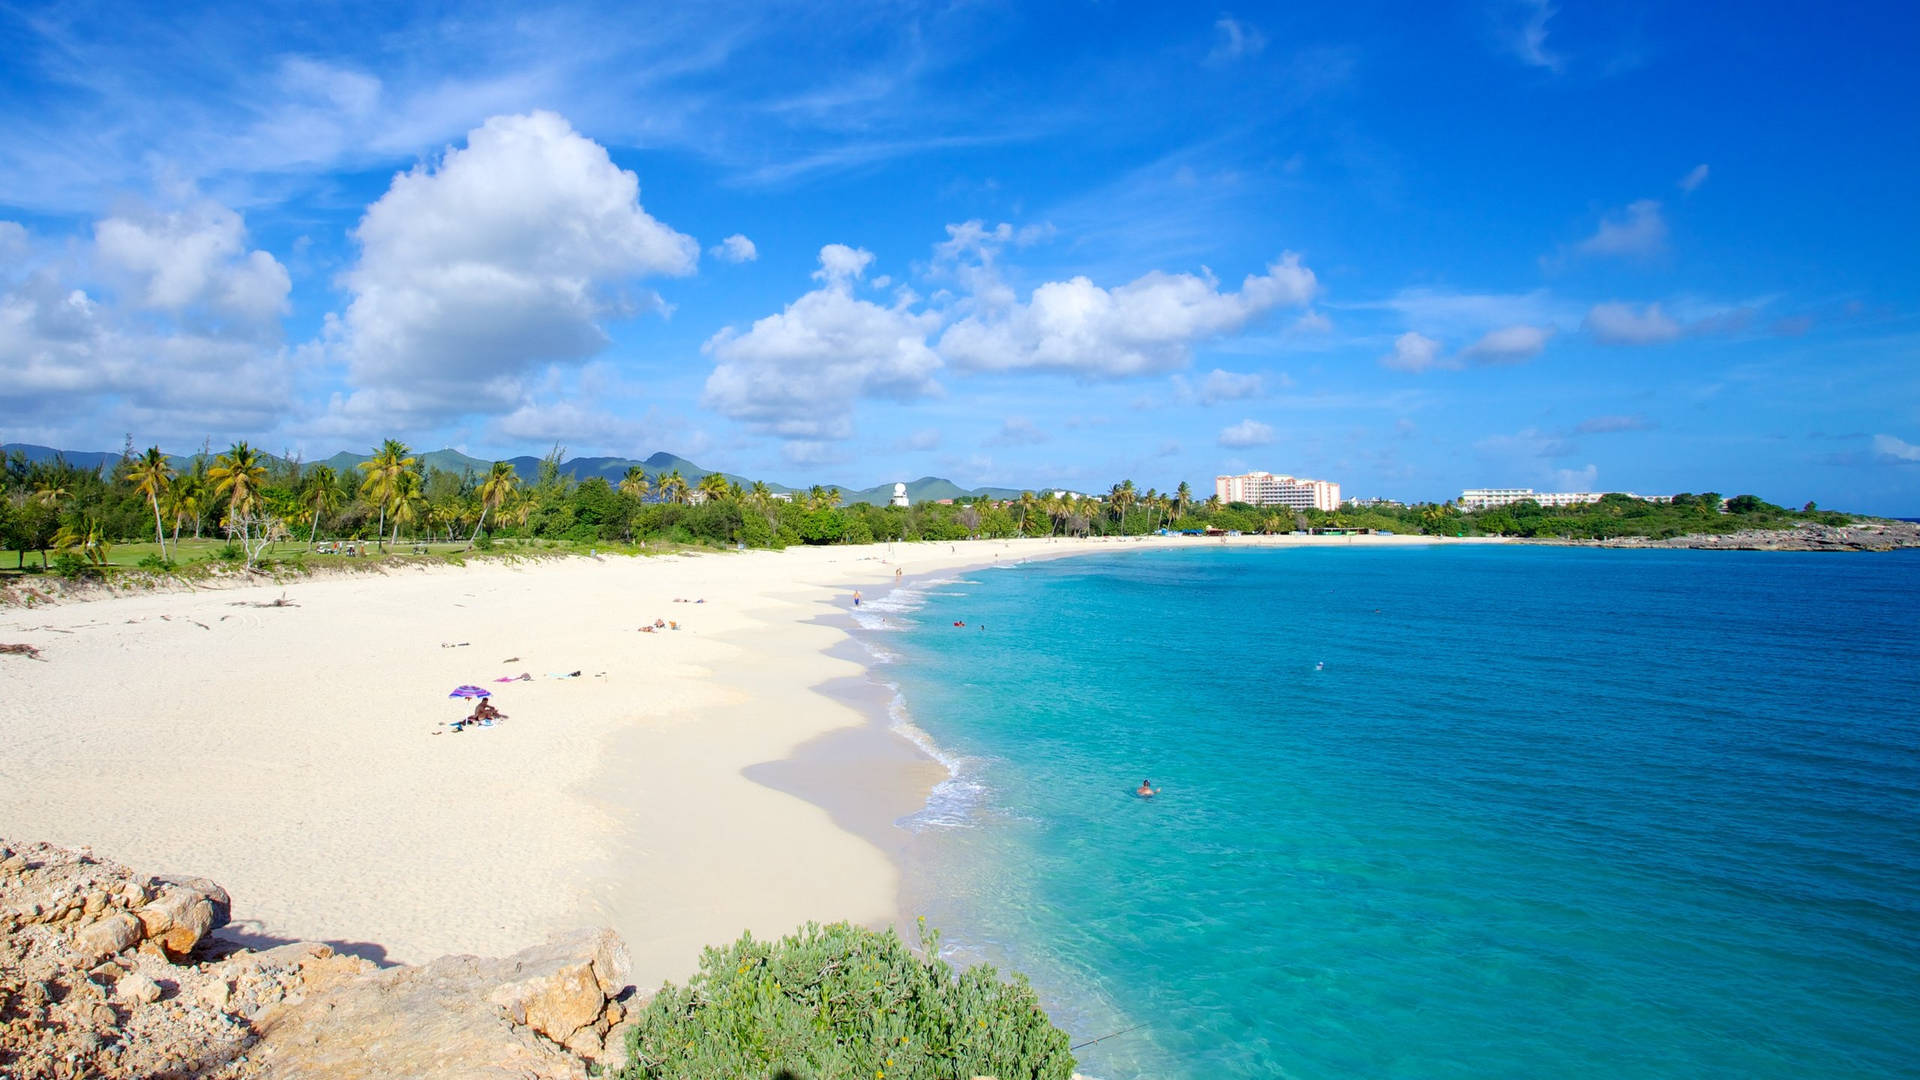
left=0, top=839, right=636, bottom=1080
left=1520, top=519, right=1920, bottom=552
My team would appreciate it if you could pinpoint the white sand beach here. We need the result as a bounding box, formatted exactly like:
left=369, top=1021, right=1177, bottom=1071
left=0, top=533, right=1489, bottom=985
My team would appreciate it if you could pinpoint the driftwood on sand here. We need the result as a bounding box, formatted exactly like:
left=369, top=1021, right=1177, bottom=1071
left=1, top=643, right=43, bottom=660
left=230, top=593, right=299, bottom=609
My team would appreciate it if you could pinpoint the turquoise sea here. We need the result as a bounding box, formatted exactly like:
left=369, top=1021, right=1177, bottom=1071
left=853, top=545, right=1920, bottom=1080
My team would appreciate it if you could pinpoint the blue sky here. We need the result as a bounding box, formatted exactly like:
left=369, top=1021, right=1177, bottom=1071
left=2, top=1, right=1916, bottom=511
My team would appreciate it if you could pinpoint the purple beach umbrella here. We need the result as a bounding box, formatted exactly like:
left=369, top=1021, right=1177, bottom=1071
left=448, top=685, right=491, bottom=699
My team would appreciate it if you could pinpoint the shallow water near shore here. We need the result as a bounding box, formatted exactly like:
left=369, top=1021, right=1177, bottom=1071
left=861, top=545, right=1920, bottom=1079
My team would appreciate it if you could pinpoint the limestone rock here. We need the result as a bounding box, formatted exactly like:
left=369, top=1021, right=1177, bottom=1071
left=153, top=873, right=232, bottom=928
left=3, top=837, right=635, bottom=1080
left=119, top=971, right=164, bottom=1005
left=487, top=929, right=629, bottom=1047
left=136, top=884, right=217, bottom=960
left=251, top=929, right=633, bottom=1079
left=76, top=911, right=146, bottom=960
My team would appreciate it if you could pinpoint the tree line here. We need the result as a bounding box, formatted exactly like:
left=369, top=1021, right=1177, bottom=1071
left=0, top=440, right=1854, bottom=576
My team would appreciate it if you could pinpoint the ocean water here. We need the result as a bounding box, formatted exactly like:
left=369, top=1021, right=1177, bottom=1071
left=855, top=545, right=1920, bottom=1080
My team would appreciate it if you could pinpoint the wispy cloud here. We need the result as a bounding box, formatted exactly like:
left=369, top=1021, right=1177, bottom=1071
left=1500, top=0, right=1565, bottom=73
left=1575, top=414, right=1658, bottom=434
left=1678, top=163, right=1710, bottom=194
left=1206, top=17, right=1268, bottom=66
left=1461, top=324, right=1555, bottom=364
left=1583, top=302, right=1683, bottom=345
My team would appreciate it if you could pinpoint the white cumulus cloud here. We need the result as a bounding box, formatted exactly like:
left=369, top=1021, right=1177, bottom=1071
left=93, top=201, right=291, bottom=325
left=1380, top=331, right=1450, bottom=373
left=710, top=234, right=758, bottom=263
left=1584, top=302, right=1684, bottom=345
left=1218, top=418, right=1274, bottom=448
left=1872, top=434, right=1920, bottom=464
left=331, top=111, right=698, bottom=425
left=1461, top=323, right=1554, bottom=364
left=1577, top=199, right=1668, bottom=258
left=938, top=253, right=1317, bottom=378
left=702, top=244, right=942, bottom=441
left=1177, top=367, right=1268, bottom=405
left=0, top=208, right=294, bottom=443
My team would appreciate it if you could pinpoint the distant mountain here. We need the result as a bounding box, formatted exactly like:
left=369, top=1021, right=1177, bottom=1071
left=315, top=448, right=494, bottom=478
left=3, top=443, right=1022, bottom=504
left=834, top=476, right=1026, bottom=506
left=2, top=444, right=127, bottom=472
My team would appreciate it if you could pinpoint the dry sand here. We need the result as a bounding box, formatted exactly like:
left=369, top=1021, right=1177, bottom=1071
left=0, top=532, right=1492, bottom=985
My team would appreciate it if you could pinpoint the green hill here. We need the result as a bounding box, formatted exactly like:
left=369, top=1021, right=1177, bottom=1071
left=4, top=443, right=1025, bottom=505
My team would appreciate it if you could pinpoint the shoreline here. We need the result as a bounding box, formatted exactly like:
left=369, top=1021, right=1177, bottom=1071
left=0, top=533, right=1501, bottom=991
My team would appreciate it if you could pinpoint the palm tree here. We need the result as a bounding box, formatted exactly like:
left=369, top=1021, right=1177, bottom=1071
left=1048, top=494, right=1077, bottom=536
left=52, top=517, right=111, bottom=566
left=164, top=475, right=202, bottom=545
left=503, top=490, right=535, bottom=536
left=1108, top=479, right=1138, bottom=525
left=467, top=461, right=521, bottom=550
left=31, top=481, right=70, bottom=510
left=825, top=486, right=843, bottom=509
left=1174, top=481, right=1193, bottom=520
left=299, top=465, right=344, bottom=549
left=1016, top=491, right=1038, bottom=535
left=208, top=442, right=269, bottom=526
left=658, top=469, right=690, bottom=505
left=697, top=470, right=732, bottom=504
left=127, top=447, right=175, bottom=559
left=387, top=470, right=424, bottom=548
left=356, top=440, right=416, bottom=550
left=618, top=466, right=652, bottom=503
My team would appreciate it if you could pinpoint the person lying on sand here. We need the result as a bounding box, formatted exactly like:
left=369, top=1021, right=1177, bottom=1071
left=1136, top=780, right=1160, bottom=797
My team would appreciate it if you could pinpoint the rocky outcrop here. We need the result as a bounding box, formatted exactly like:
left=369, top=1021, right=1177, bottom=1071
left=1524, top=519, right=1920, bottom=552
left=0, top=839, right=638, bottom=1080
left=248, top=929, right=635, bottom=1079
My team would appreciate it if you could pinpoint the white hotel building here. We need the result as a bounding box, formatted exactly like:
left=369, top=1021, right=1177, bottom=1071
left=1215, top=471, right=1342, bottom=512
left=1459, top=488, right=1674, bottom=510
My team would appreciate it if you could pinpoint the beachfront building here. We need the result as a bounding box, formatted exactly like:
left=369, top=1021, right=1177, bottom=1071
left=1215, top=471, right=1342, bottom=512
left=1459, top=488, right=1675, bottom=510
left=890, top=482, right=910, bottom=508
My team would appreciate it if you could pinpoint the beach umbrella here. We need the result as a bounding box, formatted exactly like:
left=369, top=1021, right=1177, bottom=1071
left=448, top=685, right=491, bottom=699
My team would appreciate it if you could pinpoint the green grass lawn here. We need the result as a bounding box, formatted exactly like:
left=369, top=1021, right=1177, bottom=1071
left=0, top=535, right=732, bottom=579
left=1, top=537, right=486, bottom=575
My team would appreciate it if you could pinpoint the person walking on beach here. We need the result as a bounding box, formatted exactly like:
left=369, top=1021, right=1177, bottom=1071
left=1137, top=780, right=1159, bottom=798
left=853, top=589, right=862, bottom=607
left=895, top=567, right=903, bottom=581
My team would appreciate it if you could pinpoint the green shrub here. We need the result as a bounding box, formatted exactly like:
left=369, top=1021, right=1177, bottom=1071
left=475, top=533, right=496, bottom=551
left=53, top=552, right=95, bottom=580
left=621, top=920, right=1073, bottom=1080
left=137, top=553, right=176, bottom=572
left=216, top=542, right=244, bottom=562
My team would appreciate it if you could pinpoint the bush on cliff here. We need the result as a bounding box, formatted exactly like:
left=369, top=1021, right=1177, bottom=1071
left=620, top=920, right=1074, bottom=1080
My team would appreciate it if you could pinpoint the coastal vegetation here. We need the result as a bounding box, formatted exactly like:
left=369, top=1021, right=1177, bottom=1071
left=0, top=441, right=1866, bottom=580
left=622, top=920, right=1074, bottom=1080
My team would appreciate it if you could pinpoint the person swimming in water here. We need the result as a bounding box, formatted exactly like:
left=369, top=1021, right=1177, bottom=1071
left=1136, top=780, right=1159, bottom=797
